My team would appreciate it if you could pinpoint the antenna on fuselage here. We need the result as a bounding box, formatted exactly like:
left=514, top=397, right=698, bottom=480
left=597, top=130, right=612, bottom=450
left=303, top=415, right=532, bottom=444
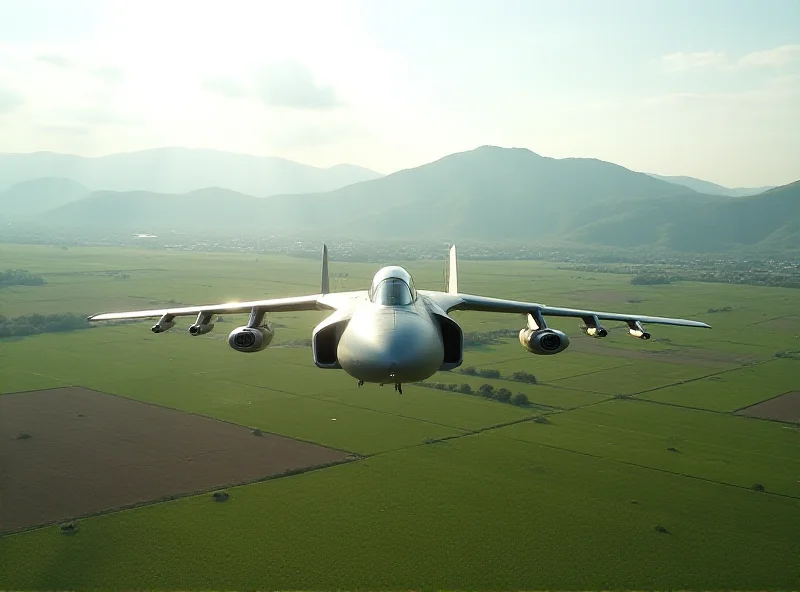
left=321, top=243, right=330, bottom=295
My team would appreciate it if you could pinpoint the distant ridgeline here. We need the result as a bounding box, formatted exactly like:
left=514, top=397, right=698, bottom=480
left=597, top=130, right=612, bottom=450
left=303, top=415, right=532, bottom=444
left=2, top=147, right=796, bottom=254
left=0, top=269, right=45, bottom=288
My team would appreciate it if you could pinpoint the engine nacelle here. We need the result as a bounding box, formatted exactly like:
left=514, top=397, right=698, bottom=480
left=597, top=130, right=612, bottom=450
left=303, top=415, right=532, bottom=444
left=188, top=312, right=214, bottom=336
left=189, top=322, right=214, bottom=336
left=580, top=314, right=608, bottom=338
left=152, top=314, right=176, bottom=334
left=519, top=328, right=570, bottom=355
left=627, top=320, right=651, bottom=340
left=583, top=326, right=609, bottom=338
left=228, top=326, right=274, bottom=353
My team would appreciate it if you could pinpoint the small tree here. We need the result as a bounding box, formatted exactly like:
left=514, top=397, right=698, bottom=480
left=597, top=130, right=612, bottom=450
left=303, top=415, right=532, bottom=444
left=478, top=384, right=495, bottom=398
left=477, top=368, right=501, bottom=379
left=511, top=392, right=529, bottom=406
left=510, top=371, right=537, bottom=384
left=60, top=521, right=78, bottom=534
left=212, top=491, right=230, bottom=502
left=495, top=388, right=512, bottom=403
left=462, top=366, right=477, bottom=375
left=460, top=383, right=473, bottom=394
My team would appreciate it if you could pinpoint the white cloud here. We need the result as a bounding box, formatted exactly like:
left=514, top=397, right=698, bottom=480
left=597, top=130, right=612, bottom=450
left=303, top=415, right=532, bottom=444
left=202, top=76, right=247, bottom=99
left=662, top=44, right=800, bottom=72
left=0, top=82, right=23, bottom=113
left=646, top=73, right=800, bottom=107
left=738, top=44, right=800, bottom=68
left=34, top=123, right=91, bottom=136
left=92, top=66, right=125, bottom=85
left=256, top=61, right=341, bottom=110
left=36, top=53, right=71, bottom=68
left=662, top=50, right=728, bottom=71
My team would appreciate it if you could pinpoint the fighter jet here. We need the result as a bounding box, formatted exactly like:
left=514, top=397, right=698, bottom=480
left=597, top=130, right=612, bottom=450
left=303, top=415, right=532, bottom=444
left=88, top=245, right=710, bottom=394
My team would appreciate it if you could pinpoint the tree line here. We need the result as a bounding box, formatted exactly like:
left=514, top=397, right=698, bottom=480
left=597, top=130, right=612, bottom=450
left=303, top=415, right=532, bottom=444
left=415, top=381, right=530, bottom=406
left=462, top=328, right=519, bottom=347
left=631, top=274, right=671, bottom=285
left=0, top=313, right=91, bottom=337
left=459, top=366, right=538, bottom=384
left=0, top=269, right=46, bottom=288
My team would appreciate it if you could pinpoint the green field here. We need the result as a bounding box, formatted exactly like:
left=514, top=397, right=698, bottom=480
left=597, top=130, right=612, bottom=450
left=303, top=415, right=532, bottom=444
left=1, top=243, right=799, bottom=590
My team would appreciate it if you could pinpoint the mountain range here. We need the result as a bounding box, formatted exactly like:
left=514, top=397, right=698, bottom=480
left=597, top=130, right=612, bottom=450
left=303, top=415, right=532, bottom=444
left=0, top=148, right=382, bottom=197
left=646, top=174, right=773, bottom=197
left=1, top=146, right=796, bottom=253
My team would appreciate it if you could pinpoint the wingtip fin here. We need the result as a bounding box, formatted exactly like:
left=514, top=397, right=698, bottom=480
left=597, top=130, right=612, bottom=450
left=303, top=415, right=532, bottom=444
left=448, top=244, right=458, bottom=294
left=321, top=243, right=330, bottom=295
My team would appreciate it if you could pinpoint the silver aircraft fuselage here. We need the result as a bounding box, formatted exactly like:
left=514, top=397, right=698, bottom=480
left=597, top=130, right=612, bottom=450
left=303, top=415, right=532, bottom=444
left=336, top=295, right=445, bottom=384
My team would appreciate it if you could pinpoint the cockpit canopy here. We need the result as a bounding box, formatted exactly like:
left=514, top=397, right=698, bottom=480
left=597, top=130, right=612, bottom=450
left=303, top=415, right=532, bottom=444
left=369, top=266, right=417, bottom=306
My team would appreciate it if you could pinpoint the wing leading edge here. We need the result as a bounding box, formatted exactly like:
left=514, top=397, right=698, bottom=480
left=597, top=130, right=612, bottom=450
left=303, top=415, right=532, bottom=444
left=424, top=292, right=710, bottom=329
left=87, top=242, right=368, bottom=323
left=424, top=244, right=710, bottom=331
left=87, top=294, right=329, bottom=322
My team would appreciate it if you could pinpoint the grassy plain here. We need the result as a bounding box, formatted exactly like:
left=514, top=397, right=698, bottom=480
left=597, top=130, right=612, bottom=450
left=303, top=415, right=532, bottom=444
left=1, top=242, right=799, bottom=590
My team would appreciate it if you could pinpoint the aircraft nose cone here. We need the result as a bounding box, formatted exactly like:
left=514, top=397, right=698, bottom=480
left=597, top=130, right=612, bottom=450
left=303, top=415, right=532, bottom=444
left=338, top=310, right=444, bottom=383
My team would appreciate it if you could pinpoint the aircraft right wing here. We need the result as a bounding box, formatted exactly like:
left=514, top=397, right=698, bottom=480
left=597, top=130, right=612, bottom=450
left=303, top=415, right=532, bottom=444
left=422, top=244, right=710, bottom=337
left=444, top=293, right=710, bottom=327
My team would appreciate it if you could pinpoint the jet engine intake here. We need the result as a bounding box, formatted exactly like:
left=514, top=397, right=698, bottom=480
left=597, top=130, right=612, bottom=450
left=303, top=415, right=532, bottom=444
left=228, top=325, right=274, bottom=353
left=519, top=328, right=570, bottom=355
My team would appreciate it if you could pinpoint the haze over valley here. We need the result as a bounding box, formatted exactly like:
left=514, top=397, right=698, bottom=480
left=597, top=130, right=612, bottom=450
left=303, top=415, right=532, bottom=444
left=1, top=145, right=797, bottom=254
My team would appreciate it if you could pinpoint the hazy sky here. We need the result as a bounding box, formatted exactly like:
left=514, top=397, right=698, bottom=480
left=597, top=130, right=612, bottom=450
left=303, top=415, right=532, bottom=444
left=0, top=0, right=798, bottom=186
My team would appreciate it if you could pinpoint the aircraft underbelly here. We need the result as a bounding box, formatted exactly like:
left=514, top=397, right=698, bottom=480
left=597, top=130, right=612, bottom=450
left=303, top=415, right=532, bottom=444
left=337, top=305, right=444, bottom=383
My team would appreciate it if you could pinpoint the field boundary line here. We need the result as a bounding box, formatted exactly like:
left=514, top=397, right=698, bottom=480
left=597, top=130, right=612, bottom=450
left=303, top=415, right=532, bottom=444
left=486, top=430, right=800, bottom=501
left=731, top=389, right=797, bottom=413
left=632, top=396, right=738, bottom=415
left=0, top=455, right=357, bottom=539
left=364, top=414, right=543, bottom=458
left=528, top=402, right=800, bottom=462
left=229, top=378, right=526, bottom=436
left=747, top=313, right=799, bottom=327
left=73, top=385, right=359, bottom=455
left=543, top=362, right=633, bottom=383
left=629, top=358, right=776, bottom=398
left=1, top=384, right=78, bottom=396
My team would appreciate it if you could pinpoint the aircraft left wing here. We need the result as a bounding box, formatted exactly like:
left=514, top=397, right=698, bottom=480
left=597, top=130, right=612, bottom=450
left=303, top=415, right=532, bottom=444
left=88, top=290, right=366, bottom=334
left=87, top=242, right=368, bottom=329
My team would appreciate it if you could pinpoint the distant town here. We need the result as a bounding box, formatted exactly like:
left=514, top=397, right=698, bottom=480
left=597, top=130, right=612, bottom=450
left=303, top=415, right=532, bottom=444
left=2, top=227, right=798, bottom=290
